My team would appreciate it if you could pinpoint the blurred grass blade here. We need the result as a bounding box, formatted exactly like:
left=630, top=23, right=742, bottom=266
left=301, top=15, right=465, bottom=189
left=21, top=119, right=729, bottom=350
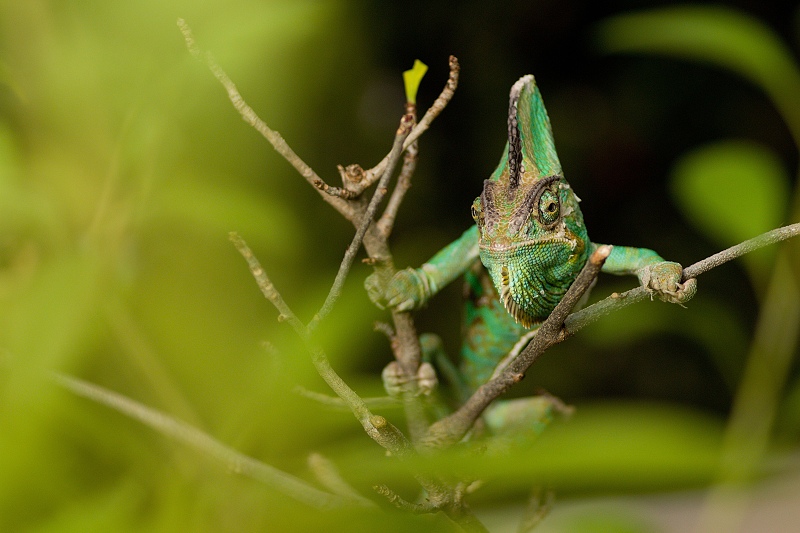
left=596, top=6, right=800, bottom=146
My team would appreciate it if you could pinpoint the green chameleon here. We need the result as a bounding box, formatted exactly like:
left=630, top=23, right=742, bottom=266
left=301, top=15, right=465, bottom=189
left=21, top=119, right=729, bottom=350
left=367, top=75, right=696, bottom=438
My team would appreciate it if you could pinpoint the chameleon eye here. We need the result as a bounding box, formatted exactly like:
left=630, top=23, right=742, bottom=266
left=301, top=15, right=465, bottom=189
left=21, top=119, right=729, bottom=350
left=537, top=189, right=560, bottom=227
left=471, top=199, right=483, bottom=224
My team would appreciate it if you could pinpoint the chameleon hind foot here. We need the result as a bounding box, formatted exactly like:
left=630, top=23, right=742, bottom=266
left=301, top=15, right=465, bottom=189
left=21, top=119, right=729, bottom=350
left=381, top=361, right=438, bottom=398
left=482, top=394, right=573, bottom=452
left=638, top=261, right=697, bottom=305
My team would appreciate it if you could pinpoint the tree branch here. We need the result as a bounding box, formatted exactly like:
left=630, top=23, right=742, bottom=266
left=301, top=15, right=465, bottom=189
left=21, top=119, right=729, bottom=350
left=420, top=246, right=611, bottom=449
left=308, top=453, right=374, bottom=506
left=565, top=222, right=800, bottom=334
left=229, top=232, right=308, bottom=338
left=294, top=386, right=400, bottom=410
left=683, top=222, right=800, bottom=279
left=352, top=56, right=460, bottom=196
left=229, top=232, right=414, bottom=457
left=53, top=373, right=367, bottom=509
left=378, top=136, right=418, bottom=237
left=308, top=114, right=413, bottom=331
left=177, top=19, right=353, bottom=219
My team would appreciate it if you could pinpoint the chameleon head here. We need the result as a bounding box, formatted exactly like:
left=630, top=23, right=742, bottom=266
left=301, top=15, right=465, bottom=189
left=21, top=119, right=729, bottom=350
left=471, top=75, right=590, bottom=328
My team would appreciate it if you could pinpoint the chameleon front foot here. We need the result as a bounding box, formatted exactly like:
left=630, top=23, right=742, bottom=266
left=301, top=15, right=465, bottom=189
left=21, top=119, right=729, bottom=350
left=365, top=267, right=430, bottom=312
left=638, top=261, right=697, bottom=305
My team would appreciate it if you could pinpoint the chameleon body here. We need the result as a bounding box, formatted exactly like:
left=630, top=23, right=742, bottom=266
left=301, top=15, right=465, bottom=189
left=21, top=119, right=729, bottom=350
left=368, top=75, right=696, bottom=398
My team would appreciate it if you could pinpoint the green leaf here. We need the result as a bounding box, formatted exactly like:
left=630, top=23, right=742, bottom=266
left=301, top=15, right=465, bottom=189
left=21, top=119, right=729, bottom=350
left=596, top=6, right=800, bottom=144
left=402, top=59, right=428, bottom=104
left=670, top=140, right=790, bottom=277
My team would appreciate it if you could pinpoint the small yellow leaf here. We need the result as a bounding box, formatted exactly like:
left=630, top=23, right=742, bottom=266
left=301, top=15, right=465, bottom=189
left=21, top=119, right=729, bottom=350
left=403, top=59, right=428, bottom=104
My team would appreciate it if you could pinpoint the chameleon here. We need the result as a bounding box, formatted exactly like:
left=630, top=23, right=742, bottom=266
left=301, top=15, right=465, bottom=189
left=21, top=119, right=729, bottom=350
left=367, top=75, right=696, bottom=436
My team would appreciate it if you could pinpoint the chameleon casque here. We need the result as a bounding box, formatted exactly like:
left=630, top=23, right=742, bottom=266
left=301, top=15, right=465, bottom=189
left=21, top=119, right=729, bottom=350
left=368, top=75, right=696, bottom=434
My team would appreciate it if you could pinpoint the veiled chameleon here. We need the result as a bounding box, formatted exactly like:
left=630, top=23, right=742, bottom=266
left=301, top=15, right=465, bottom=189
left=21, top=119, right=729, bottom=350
left=367, top=75, right=696, bottom=437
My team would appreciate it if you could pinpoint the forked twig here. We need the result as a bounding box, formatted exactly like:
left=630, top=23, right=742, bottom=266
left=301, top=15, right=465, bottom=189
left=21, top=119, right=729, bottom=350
left=228, top=232, right=413, bottom=458
left=309, top=114, right=414, bottom=331
left=354, top=56, right=460, bottom=196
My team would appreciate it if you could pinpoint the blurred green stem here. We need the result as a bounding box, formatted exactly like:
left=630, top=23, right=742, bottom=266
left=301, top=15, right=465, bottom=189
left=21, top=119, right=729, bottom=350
left=698, top=253, right=800, bottom=531
left=54, top=373, right=370, bottom=510
left=597, top=9, right=800, bottom=529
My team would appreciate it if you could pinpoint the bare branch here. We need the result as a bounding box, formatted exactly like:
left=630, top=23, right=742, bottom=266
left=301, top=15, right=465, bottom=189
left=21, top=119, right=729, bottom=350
left=229, top=233, right=414, bottom=456
left=565, top=222, right=800, bottom=334
left=229, top=232, right=308, bottom=339
left=308, top=114, right=414, bottom=331
left=373, top=484, right=435, bottom=513
left=177, top=19, right=353, bottom=219
left=378, top=138, right=418, bottom=237
left=308, top=453, right=374, bottom=506
left=294, top=386, right=400, bottom=410
left=683, top=222, right=800, bottom=279
left=54, top=373, right=363, bottom=509
left=353, top=56, right=460, bottom=196
left=517, top=488, right=555, bottom=533
left=313, top=179, right=358, bottom=200
left=411, top=55, right=460, bottom=149
left=421, top=245, right=611, bottom=449
left=373, top=321, right=396, bottom=340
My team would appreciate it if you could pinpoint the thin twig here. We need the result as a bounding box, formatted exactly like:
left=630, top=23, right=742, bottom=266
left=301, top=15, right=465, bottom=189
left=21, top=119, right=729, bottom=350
left=378, top=138, right=418, bottom=237
left=308, top=114, right=414, bottom=331
left=517, top=488, right=555, bottom=533
left=373, top=321, right=396, bottom=340
left=308, top=453, right=374, bottom=506
left=683, top=222, right=800, bottom=278
left=177, top=19, right=353, bottom=219
left=421, top=246, right=611, bottom=449
left=373, top=484, right=436, bottom=513
left=294, top=386, right=400, bottom=410
left=313, top=180, right=358, bottom=200
left=565, top=222, right=800, bottom=334
left=229, top=232, right=307, bottom=339
left=54, top=373, right=364, bottom=509
left=229, top=233, right=414, bottom=456
left=354, top=56, right=460, bottom=195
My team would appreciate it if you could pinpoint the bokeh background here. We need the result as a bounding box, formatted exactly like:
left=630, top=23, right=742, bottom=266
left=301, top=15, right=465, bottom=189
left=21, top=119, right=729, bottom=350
left=1, top=0, right=799, bottom=531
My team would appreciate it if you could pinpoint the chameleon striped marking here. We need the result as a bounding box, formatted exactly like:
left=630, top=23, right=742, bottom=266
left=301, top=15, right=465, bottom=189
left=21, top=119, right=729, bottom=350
left=506, top=75, right=529, bottom=194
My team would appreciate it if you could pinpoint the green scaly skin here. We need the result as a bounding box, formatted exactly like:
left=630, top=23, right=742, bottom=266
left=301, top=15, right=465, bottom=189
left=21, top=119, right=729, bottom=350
left=366, top=75, right=697, bottom=429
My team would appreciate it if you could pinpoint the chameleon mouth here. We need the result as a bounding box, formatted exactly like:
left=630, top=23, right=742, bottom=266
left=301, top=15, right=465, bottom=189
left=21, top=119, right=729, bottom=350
left=498, top=265, right=539, bottom=329
left=481, top=236, right=574, bottom=253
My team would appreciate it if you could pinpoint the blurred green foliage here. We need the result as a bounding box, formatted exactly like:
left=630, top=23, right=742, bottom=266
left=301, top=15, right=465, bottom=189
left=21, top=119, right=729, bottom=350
left=1, top=1, right=799, bottom=532
left=670, top=140, right=789, bottom=278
